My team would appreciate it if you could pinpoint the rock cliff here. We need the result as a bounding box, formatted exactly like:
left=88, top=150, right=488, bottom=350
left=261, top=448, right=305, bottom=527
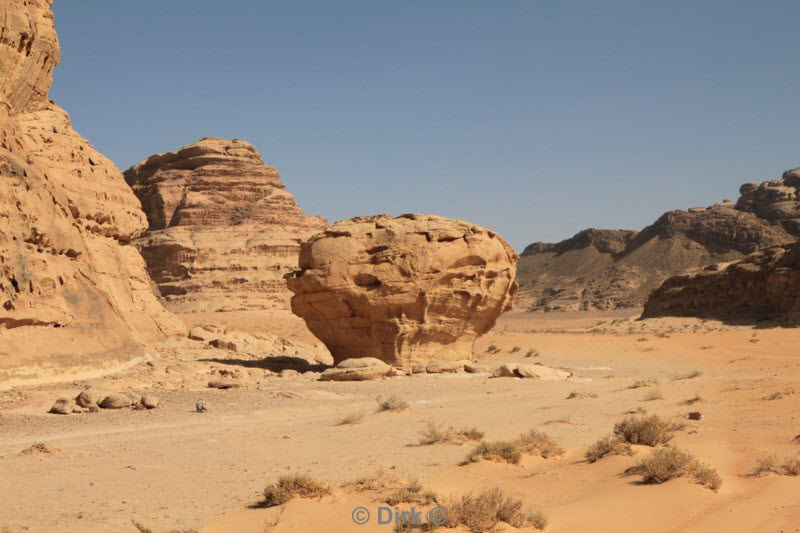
left=124, top=138, right=326, bottom=313
left=287, top=214, right=518, bottom=369
left=0, top=0, right=184, bottom=388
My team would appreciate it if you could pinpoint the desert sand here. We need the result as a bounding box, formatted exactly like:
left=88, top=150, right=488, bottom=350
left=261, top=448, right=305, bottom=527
left=2, top=309, right=799, bottom=532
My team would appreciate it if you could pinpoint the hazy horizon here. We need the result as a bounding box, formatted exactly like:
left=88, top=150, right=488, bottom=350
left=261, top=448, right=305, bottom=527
left=50, top=0, right=800, bottom=250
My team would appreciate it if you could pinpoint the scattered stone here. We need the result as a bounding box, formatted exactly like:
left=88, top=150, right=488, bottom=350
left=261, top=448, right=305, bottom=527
left=140, top=396, right=160, bottom=409
left=74, top=390, right=95, bottom=408
left=492, top=363, right=571, bottom=381
left=20, top=442, right=61, bottom=456
left=98, top=394, right=132, bottom=409
left=687, top=411, right=703, bottom=421
left=48, top=398, right=73, bottom=415
left=196, top=401, right=208, bottom=413
left=209, top=339, right=238, bottom=351
left=88, top=405, right=100, bottom=413
left=319, top=358, right=395, bottom=381
left=492, top=364, right=518, bottom=378
left=207, top=380, right=241, bottom=390
left=464, top=363, right=491, bottom=374
left=280, top=369, right=300, bottom=378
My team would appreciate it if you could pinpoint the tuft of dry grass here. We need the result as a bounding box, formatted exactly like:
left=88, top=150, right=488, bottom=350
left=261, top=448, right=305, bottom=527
left=509, top=346, right=521, bottom=353
left=343, top=469, right=395, bottom=492
left=750, top=453, right=800, bottom=477
left=465, top=430, right=563, bottom=465
left=613, top=414, right=681, bottom=446
left=336, top=411, right=365, bottom=426
left=525, top=349, right=540, bottom=358
left=486, top=344, right=501, bottom=354
left=384, top=479, right=438, bottom=506
left=628, top=379, right=658, bottom=389
left=762, top=391, right=792, bottom=401
left=445, top=488, right=548, bottom=532
left=643, top=389, right=664, bottom=401
left=567, top=390, right=598, bottom=400
left=261, top=474, right=331, bottom=507
left=585, top=435, right=633, bottom=463
left=376, top=395, right=410, bottom=413
left=625, top=447, right=721, bottom=490
left=418, top=421, right=484, bottom=446
left=680, top=395, right=702, bottom=405
left=673, top=370, right=703, bottom=380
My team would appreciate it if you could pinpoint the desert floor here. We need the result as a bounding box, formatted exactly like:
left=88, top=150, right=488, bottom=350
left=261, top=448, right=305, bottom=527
left=1, top=310, right=800, bottom=532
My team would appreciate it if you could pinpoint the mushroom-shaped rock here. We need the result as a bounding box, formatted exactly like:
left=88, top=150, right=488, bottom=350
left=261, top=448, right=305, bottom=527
left=287, top=214, right=518, bottom=369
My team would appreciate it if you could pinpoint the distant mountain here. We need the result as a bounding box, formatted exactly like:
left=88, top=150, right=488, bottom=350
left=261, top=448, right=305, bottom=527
left=517, top=168, right=800, bottom=312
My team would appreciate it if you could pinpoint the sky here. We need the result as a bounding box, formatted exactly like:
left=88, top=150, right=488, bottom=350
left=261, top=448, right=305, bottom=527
left=50, top=0, right=800, bottom=251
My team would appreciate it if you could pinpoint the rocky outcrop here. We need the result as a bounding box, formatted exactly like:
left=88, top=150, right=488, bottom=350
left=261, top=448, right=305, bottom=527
left=124, top=138, right=325, bottom=313
left=736, top=169, right=800, bottom=236
left=287, top=214, right=518, bottom=369
left=642, top=242, right=800, bottom=322
left=518, top=195, right=795, bottom=312
left=0, top=0, right=184, bottom=389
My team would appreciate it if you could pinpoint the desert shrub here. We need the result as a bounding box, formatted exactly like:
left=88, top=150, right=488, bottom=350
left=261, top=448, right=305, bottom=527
left=486, top=344, right=500, bottom=354
left=336, top=411, right=365, bottom=426
left=567, top=391, right=598, bottom=399
left=131, top=522, right=153, bottom=533
left=585, top=435, right=633, bottom=463
left=762, top=391, right=786, bottom=401
left=625, top=447, right=720, bottom=490
left=261, top=474, right=331, bottom=507
left=673, top=370, right=703, bottom=380
left=643, top=389, right=664, bottom=401
left=525, top=349, right=540, bottom=358
left=680, top=395, right=702, bottom=405
left=628, top=380, right=658, bottom=389
left=418, top=421, right=483, bottom=445
left=613, top=414, right=679, bottom=446
left=465, top=430, right=562, bottom=464
left=510, top=346, right=521, bottom=353
left=751, top=453, right=800, bottom=477
left=376, top=395, right=410, bottom=413
left=384, top=479, right=437, bottom=506
left=446, top=488, right=547, bottom=532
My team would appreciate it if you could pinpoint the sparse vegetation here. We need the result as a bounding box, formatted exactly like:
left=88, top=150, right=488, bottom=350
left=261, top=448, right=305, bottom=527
left=261, top=474, right=331, bottom=507
left=625, top=447, right=721, bottom=490
left=680, top=395, right=702, bottom=405
left=132, top=521, right=153, bottom=533
left=376, top=395, right=410, bottom=413
left=762, top=391, right=791, bottom=401
left=585, top=435, right=633, bottom=463
left=613, top=414, right=680, bottom=446
left=628, top=379, right=658, bottom=389
left=751, top=453, right=800, bottom=477
left=699, top=345, right=713, bottom=350
left=643, top=389, right=664, bottom=401
left=418, top=421, right=484, bottom=445
left=510, top=346, right=521, bottom=353
left=465, top=430, right=563, bottom=464
left=486, top=344, right=501, bottom=354
left=336, top=411, right=365, bottom=426
left=384, top=479, right=437, bottom=506
left=525, top=349, right=540, bottom=358
left=673, top=370, right=703, bottom=380
left=445, top=488, right=548, bottom=532
left=567, top=390, right=598, bottom=399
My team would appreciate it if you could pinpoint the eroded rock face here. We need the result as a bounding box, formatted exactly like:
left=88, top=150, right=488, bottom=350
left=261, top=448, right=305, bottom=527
left=124, top=138, right=326, bottom=313
left=736, top=169, right=800, bottom=236
left=287, top=214, right=518, bottom=369
left=642, top=242, right=800, bottom=322
left=0, top=0, right=184, bottom=389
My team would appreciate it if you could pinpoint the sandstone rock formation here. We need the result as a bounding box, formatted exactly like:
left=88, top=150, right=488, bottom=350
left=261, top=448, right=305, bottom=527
left=642, top=242, right=800, bottom=322
left=124, top=138, right=326, bottom=314
left=287, top=214, right=518, bottom=369
left=736, top=169, right=800, bottom=236
left=0, top=0, right=184, bottom=389
left=518, top=192, right=795, bottom=312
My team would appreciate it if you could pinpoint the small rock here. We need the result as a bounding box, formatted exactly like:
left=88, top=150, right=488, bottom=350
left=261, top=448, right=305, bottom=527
left=75, top=390, right=95, bottom=408
left=465, top=363, right=490, bottom=373
left=492, top=363, right=518, bottom=378
left=280, top=369, right=299, bottom=378
left=48, top=398, right=73, bottom=415
left=98, top=394, right=132, bottom=409
left=209, top=339, right=238, bottom=351
left=687, top=411, right=703, bottom=421
left=196, top=401, right=208, bottom=413
left=207, top=380, right=241, bottom=390
left=141, top=395, right=160, bottom=409
left=20, top=442, right=61, bottom=455
left=87, top=405, right=100, bottom=413
left=514, top=364, right=571, bottom=381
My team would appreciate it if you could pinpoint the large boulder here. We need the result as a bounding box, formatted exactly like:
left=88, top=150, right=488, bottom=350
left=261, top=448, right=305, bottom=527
left=287, top=214, right=518, bottom=369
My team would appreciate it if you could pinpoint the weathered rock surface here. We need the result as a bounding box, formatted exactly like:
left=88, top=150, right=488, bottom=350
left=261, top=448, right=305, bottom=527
left=287, top=214, right=518, bottom=369
left=518, top=195, right=794, bottom=312
left=98, top=394, right=131, bottom=409
left=319, top=357, right=395, bottom=381
left=124, top=139, right=325, bottom=314
left=642, top=242, right=800, bottom=322
left=736, top=169, right=800, bottom=236
left=492, top=363, right=571, bottom=380
left=0, top=0, right=185, bottom=389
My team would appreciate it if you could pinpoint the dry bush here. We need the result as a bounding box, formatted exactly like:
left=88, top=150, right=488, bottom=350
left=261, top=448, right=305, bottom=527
left=336, top=411, right=365, bottom=426
left=566, top=391, right=598, bottom=399
left=344, top=469, right=395, bottom=492
left=613, top=414, right=680, bottom=446
left=673, top=370, right=703, bottom=380
left=625, top=447, right=721, bottom=490
left=525, top=349, right=540, bottom=358
left=585, top=435, right=633, bottom=463
left=465, top=430, right=562, bottom=464
left=376, top=395, right=410, bottom=413
left=643, top=389, right=664, bottom=401
left=486, top=344, right=501, bottom=354
left=751, top=453, right=800, bottom=477
left=261, top=474, right=331, bottom=507
left=510, top=346, right=521, bottom=353
left=762, top=391, right=787, bottom=401
left=680, top=395, right=702, bottom=405
left=445, top=488, right=547, bottom=532
left=131, top=522, right=153, bottom=533
left=384, top=479, right=437, bottom=506
left=699, top=345, right=714, bottom=350
left=628, top=379, right=658, bottom=389
left=418, top=421, right=483, bottom=445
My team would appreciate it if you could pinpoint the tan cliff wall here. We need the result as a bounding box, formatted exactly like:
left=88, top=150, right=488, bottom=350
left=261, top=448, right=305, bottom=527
left=0, top=0, right=185, bottom=389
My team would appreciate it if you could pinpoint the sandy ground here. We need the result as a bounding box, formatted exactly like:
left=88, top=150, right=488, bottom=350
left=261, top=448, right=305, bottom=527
left=1, top=310, right=800, bottom=532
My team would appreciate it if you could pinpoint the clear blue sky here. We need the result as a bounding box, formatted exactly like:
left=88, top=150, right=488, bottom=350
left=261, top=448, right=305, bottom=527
left=50, top=1, right=800, bottom=251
